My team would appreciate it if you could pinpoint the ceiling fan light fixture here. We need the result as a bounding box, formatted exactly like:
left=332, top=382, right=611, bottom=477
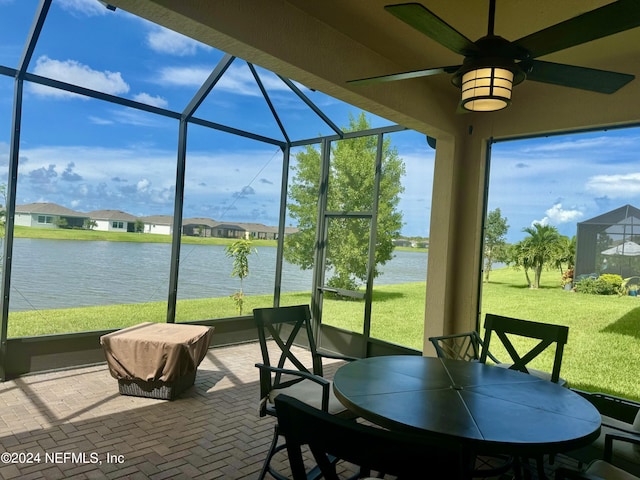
left=460, top=66, right=513, bottom=112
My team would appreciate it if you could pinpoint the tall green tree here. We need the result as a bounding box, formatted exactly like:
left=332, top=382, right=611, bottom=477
left=483, top=208, right=509, bottom=282
left=514, top=223, right=562, bottom=288
left=284, top=113, right=405, bottom=291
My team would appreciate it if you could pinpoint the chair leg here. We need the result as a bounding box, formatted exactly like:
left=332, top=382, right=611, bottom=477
left=511, top=456, right=524, bottom=480
left=517, top=455, right=548, bottom=480
left=535, top=455, right=547, bottom=480
left=259, top=424, right=288, bottom=480
left=518, top=457, right=533, bottom=480
left=257, top=425, right=278, bottom=480
left=261, top=423, right=343, bottom=480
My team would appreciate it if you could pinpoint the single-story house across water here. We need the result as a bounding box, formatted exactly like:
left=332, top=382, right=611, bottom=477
left=88, top=209, right=139, bottom=232
left=15, top=202, right=89, bottom=229
left=138, top=215, right=173, bottom=235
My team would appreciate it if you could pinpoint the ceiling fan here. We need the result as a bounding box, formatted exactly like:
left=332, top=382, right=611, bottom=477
left=348, top=1, right=640, bottom=111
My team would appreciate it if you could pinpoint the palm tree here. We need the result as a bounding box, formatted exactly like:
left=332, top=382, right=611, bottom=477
left=509, top=241, right=535, bottom=287
left=554, top=235, right=576, bottom=274
left=520, top=223, right=562, bottom=288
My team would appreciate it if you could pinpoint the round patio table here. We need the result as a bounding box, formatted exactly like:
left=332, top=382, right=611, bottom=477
left=333, top=355, right=601, bottom=456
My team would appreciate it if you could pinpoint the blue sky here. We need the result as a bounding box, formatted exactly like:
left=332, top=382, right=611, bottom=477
left=490, top=128, right=640, bottom=242
left=1, top=0, right=640, bottom=242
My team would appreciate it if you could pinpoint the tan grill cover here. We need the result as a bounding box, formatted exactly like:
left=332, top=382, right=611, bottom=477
left=100, top=322, right=214, bottom=382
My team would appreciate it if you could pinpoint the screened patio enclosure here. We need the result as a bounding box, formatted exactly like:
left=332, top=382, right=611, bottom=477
left=575, top=204, right=640, bottom=280
left=5, top=0, right=640, bottom=380
left=0, top=1, right=429, bottom=380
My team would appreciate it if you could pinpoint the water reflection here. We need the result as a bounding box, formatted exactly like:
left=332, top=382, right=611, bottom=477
left=8, top=238, right=427, bottom=311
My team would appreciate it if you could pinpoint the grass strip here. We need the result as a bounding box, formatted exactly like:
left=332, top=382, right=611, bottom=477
left=6, top=266, right=639, bottom=401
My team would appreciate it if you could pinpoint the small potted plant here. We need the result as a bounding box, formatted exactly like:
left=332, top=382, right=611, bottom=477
left=621, top=276, right=640, bottom=296
left=561, top=268, right=574, bottom=291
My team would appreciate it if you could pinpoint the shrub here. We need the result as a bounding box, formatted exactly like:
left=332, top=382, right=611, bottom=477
left=599, top=273, right=624, bottom=293
left=325, top=275, right=361, bottom=301
left=575, top=274, right=622, bottom=295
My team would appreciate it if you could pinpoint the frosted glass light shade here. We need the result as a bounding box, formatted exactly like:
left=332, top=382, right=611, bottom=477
left=461, top=67, right=514, bottom=112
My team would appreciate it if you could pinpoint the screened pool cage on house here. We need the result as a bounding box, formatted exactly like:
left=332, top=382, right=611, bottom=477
left=0, top=0, right=428, bottom=380
left=575, top=204, right=640, bottom=281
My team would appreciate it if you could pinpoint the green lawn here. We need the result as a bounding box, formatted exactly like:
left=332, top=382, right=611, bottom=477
left=5, top=265, right=639, bottom=401
left=480, top=267, right=640, bottom=401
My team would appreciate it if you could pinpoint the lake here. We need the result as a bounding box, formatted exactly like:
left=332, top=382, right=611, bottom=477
left=7, top=238, right=428, bottom=311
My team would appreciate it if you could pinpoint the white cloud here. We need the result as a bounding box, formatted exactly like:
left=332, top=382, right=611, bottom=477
left=146, top=27, right=209, bottom=56
left=156, top=63, right=289, bottom=96
left=545, top=203, right=583, bottom=223
left=522, top=136, right=611, bottom=154
left=218, top=64, right=291, bottom=96
left=110, top=109, right=167, bottom=127
left=215, top=65, right=262, bottom=96
left=533, top=203, right=583, bottom=228
left=88, top=116, right=114, bottom=125
left=586, top=173, right=640, bottom=198
left=31, top=56, right=129, bottom=98
left=157, top=66, right=212, bottom=87
left=133, top=92, right=168, bottom=108
left=136, top=178, right=151, bottom=193
left=56, top=0, right=109, bottom=17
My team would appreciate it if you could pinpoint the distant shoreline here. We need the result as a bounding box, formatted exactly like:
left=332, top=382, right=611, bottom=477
left=10, top=225, right=428, bottom=252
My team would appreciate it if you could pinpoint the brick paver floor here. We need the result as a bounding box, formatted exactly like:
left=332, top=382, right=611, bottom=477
left=0, top=341, right=310, bottom=479
left=0, top=341, right=585, bottom=479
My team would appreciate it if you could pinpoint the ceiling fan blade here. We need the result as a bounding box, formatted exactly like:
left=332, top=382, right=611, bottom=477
left=514, top=0, right=640, bottom=59
left=525, top=60, right=635, bottom=94
left=347, top=65, right=459, bottom=86
left=385, top=3, right=478, bottom=56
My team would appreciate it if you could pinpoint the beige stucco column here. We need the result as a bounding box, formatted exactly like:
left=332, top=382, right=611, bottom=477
left=423, top=123, right=489, bottom=355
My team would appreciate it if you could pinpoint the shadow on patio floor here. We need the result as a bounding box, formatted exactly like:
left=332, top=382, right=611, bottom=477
left=0, top=341, right=583, bottom=479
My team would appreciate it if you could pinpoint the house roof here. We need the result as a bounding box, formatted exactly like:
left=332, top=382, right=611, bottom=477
left=139, top=215, right=174, bottom=225
left=14, top=205, right=289, bottom=233
left=87, top=210, right=138, bottom=222
left=182, top=217, right=219, bottom=227
left=236, top=222, right=275, bottom=232
left=237, top=223, right=299, bottom=235
left=15, top=202, right=88, bottom=218
left=213, top=223, right=246, bottom=231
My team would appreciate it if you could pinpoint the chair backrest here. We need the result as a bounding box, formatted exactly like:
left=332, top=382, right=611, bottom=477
left=480, top=313, right=569, bottom=383
left=253, top=304, right=322, bottom=383
left=274, top=394, right=467, bottom=480
left=429, top=331, right=500, bottom=363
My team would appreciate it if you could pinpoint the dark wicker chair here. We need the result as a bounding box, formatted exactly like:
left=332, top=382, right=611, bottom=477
left=429, top=330, right=501, bottom=363
left=556, top=433, right=640, bottom=479
left=567, top=390, right=640, bottom=478
left=274, top=394, right=469, bottom=480
left=253, top=304, right=356, bottom=480
left=480, top=313, right=569, bottom=385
